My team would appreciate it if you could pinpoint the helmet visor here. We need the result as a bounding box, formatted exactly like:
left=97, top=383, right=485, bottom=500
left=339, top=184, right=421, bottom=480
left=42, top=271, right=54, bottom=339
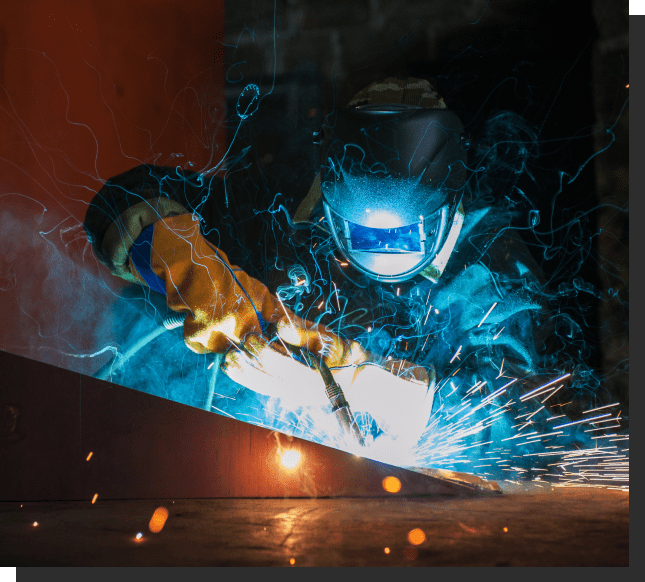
left=326, top=203, right=451, bottom=281
left=347, top=221, right=423, bottom=253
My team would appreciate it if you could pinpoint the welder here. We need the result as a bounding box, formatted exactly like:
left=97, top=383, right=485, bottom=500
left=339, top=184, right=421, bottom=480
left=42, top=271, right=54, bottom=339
left=84, top=78, right=557, bottom=451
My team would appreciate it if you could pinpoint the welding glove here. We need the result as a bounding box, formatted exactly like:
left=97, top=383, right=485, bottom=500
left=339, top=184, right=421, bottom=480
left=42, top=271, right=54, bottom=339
left=92, top=200, right=435, bottom=447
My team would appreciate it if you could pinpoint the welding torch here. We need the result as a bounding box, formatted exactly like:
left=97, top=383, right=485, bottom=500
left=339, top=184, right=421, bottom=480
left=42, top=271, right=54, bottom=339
left=262, top=323, right=365, bottom=447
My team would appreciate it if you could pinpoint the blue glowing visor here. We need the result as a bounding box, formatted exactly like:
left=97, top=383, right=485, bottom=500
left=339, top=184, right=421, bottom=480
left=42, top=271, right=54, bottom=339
left=346, top=221, right=423, bottom=253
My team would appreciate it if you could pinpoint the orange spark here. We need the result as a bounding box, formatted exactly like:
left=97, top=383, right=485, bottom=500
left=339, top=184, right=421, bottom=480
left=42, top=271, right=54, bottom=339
left=384, top=547, right=391, bottom=554
left=149, top=507, right=169, bottom=533
left=289, top=558, right=296, bottom=565
left=382, top=476, right=402, bottom=493
left=86, top=452, right=93, bottom=461
left=408, top=528, right=426, bottom=546
left=503, top=527, right=508, bottom=532
left=91, top=494, right=98, bottom=504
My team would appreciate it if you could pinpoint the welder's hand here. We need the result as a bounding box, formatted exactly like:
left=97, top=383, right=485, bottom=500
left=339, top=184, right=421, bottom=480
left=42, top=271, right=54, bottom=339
left=221, top=332, right=331, bottom=408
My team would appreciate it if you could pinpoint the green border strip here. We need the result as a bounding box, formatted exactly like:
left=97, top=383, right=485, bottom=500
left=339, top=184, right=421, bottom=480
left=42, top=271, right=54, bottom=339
left=629, top=0, right=645, bottom=16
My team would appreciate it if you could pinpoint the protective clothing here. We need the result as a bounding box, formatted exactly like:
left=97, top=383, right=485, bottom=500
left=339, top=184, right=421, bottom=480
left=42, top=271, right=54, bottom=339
left=84, top=78, right=575, bottom=456
left=86, top=193, right=435, bottom=444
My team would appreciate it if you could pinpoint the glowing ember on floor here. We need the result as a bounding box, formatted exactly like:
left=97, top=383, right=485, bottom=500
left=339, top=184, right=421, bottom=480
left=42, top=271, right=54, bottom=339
left=408, top=528, right=426, bottom=546
left=149, top=507, right=169, bottom=533
left=382, top=476, right=402, bottom=493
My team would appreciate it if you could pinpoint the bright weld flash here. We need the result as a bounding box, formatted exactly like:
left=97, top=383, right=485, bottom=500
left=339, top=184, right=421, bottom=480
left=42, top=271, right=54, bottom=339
left=280, top=449, right=301, bottom=469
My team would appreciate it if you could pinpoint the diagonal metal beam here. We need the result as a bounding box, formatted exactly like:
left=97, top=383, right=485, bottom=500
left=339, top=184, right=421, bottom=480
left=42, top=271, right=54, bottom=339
left=0, top=350, right=499, bottom=500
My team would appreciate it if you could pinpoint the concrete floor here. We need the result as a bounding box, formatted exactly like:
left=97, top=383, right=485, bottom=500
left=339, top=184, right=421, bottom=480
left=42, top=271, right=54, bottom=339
left=0, top=487, right=628, bottom=567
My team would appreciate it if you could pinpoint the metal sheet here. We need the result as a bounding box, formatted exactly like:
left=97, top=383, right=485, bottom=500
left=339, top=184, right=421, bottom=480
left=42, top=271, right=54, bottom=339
left=0, top=350, right=499, bottom=500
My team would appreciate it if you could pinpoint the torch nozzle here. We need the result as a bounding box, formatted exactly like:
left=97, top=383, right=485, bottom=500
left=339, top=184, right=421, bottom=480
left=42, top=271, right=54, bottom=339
left=276, top=337, right=365, bottom=447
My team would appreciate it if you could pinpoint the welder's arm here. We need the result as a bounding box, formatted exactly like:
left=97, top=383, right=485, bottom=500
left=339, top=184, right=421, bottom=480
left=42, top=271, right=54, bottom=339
left=104, top=210, right=435, bottom=443
left=105, top=209, right=360, bottom=363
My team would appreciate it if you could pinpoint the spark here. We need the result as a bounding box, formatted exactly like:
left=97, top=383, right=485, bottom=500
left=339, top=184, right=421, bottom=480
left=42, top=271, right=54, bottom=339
left=408, top=528, right=426, bottom=545
left=424, top=305, right=433, bottom=325
left=477, top=302, right=498, bottom=327
left=498, top=378, right=518, bottom=391
left=521, top=407, right=544, bottom=424
left=382, top=476, right=402, bottom=493
left=493, top=327, right=505, bottom=340
left=86, top=452, right=93, bottom=461
left=496, top=358, right=505, bottom=378
left=582, top=403, right=620, bottom=414
left=384, top=547, right=391, bottom=554
left=585, top=426, right=621, bottom=432
left=318, top=301, right=324, bottom=309
left=207, top=362, right=214, bottom=370
left=396, top=287, right=400, bottom=296
left=149, top=507, right=169, bottom=533
left=450, top=345, right=462, bottom=363
left=520, top=374, right=571, bottom=401
left=333, top=282, right=341, bottom=311
left=553, top=413, right=611, bottom=429
left=540, top=384, right=564, bottom=403
left=91, top=493, right=98, bottom=504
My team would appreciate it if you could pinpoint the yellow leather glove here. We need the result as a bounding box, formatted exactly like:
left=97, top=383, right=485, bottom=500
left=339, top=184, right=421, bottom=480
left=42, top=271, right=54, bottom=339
left=110, top=210, right=435, bottom=447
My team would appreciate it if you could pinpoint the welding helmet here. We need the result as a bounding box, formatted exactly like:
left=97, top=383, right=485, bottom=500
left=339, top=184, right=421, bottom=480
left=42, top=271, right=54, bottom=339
left=321, top=105, right=470, bottom=283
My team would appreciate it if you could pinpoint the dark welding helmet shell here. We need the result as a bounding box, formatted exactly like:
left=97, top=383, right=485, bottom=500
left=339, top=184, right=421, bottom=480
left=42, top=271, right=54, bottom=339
left=321, top=105, right=469, bottom=282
